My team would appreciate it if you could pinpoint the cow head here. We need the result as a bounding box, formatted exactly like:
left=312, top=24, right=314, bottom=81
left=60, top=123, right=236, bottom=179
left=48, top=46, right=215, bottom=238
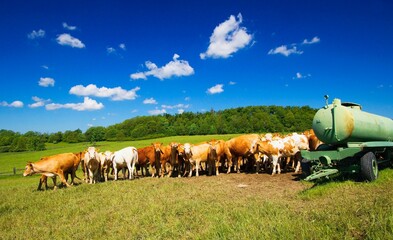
left=152, top=142, right=164, bottom=154
left=23, top=162, right=35, bottom=176
left=170, top=142, right=179, bottom=165
left=182, top=143, right=193, bottom=160
left=85, top=147, right=98, bottom=161
left=104, top=151, right=113, bottom=162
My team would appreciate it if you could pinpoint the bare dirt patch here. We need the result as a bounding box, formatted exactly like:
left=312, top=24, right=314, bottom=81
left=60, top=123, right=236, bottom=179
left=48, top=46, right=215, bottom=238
left=159, top=171, right=312, bottom=202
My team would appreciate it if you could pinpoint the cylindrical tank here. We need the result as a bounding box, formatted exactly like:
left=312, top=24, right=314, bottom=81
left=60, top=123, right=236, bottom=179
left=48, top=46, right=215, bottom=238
left=313, top=98, right=393, bottom=145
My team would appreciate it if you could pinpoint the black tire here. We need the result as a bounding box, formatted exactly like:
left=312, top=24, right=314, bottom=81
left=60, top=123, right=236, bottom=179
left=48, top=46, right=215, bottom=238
left=360, top=152, right=378, bottom=182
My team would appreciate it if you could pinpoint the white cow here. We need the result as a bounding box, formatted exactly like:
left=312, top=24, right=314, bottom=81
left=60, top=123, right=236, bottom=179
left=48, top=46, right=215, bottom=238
left=112, top=146, right=138, bottom=180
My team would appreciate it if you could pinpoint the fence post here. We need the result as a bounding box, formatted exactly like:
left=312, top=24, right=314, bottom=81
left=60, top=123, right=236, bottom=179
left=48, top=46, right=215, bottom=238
left=13, top=167, right=16, bottom=175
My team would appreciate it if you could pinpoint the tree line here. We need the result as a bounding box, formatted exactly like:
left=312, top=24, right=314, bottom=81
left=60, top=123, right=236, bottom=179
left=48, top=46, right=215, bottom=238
left=0, top=105, right=316, bottom=152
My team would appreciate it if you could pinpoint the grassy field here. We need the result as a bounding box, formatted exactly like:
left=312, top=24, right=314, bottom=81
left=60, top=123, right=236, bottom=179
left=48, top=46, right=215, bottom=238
left=1, top=135, right=393, bottom=239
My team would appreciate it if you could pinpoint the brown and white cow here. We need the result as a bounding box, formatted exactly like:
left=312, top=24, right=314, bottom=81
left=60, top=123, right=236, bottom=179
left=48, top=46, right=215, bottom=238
left=23, top=152, right=83, bottom=190
left=251, top=138, right=284, bottom=175
left=181, top=141, right=217, bottom=177
left=83, top=147, right=101, bottom=184
left=98, top=150, right=112, bottom=182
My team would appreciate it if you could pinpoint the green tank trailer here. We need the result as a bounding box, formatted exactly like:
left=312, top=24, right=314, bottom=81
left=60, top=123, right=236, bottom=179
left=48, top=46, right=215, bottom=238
left=301, top=96, right=393, bottom=181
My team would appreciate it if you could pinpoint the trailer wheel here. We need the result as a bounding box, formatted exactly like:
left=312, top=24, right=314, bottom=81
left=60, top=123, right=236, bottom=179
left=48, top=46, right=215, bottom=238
left=360, top=152, right=378, bottom=181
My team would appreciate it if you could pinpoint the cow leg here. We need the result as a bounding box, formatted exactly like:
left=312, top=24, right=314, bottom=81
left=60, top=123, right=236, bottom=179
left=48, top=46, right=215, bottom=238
left=215, top=158, right=220, bottom=176
left=195, top=160, right=200, bottom=177
left=38, top=175, right=46, bottom=191
left=52, top=176, right=58, bottom=190
left=271, top=156, right=279, bottom=175
left=58, top=171, right=71, bottom=187
left=122, top=167, right=127, bottom=180
left=113, top=165, right=118, bottom=181
left=226, top=158, right=232, bottom=174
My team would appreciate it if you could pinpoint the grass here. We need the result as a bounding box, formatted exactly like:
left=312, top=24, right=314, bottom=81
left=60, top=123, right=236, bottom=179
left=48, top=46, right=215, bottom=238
left=1, top=135, right=393, bottom=239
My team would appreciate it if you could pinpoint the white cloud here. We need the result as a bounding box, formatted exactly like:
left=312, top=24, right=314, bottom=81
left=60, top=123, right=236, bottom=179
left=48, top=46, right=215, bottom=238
left=62, top=22, right=77, bottom=31
left=200, top=13, right=253, bottom=59
left=207, top=84, right=224, bottom=94
left=28, top=96, right=51, bottom=108
left=38, top=77, right=55, bottom=87
left=41, top=65, right=49, bottom=70
left=293, top=72, right=311, bottom=79
left=46, top=97, right=104, bottom=111
left=69, top=84, right=140, bottom=101
left=162, top=104, right=189, bottom=109
left=268, top=45, right=303, bottom=57
left=0, top=101, right=24, bottom=108
left=27, top=29, right=45, bottom=39
left=302, top=36, right=320, bottom=45
left=107, top=47, right=116, bottom=54
left=143, top=98, right=157, bottom=104
left=148, top=108, right=166, bottom=115
left=229, top=81, right=236, bottom=85
left=131, top=54, right=194, bottom=80
left=56, top=33, right=85, bottom=48
left=119, top=43, right=126, bottom=50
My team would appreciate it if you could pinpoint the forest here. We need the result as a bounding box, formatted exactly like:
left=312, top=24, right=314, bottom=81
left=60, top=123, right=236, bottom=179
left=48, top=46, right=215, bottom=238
left=0, top=105, right=316, bottom=152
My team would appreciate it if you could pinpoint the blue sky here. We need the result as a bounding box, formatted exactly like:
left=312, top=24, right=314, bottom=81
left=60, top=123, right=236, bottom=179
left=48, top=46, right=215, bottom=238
left=1, top=0, right=393, bottom=133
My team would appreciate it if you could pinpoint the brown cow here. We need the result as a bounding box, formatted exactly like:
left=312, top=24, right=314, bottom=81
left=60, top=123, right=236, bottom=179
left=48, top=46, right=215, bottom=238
left=225, top=134, right=261, bottom=173
left=151, top=142, right=173, bottom=177
left=23, top=152, right=83, bottom=190
left=303, top=129, right=322, bottom=151
left=137, top=146, right=155, bottom=177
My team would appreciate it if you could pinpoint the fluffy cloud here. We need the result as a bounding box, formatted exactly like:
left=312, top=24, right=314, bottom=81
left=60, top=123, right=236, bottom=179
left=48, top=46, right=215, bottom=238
left=69, top=84, right=140, bottom=101
left=148, top=108, right=167, bottom=115
left=56, top=33, right=85, bottom=48
left=130, top=54, right=194, bottom=80
left=27, top=29, right=45, bottom=39
left=143, top=98, right=157, bottom=104
left=46, top=97, right=104, bottom=111
left=302, top=36, right=320, bottom=45
left=200, top=13, right=253, bottom=59
left=39, top=77, right=55, bottom=87
left=62, top=22, right=77, bottom=31
left=207, top=84, right=224, bottom=94
left=268, top=45, right=303, bottom=57
left=28, top=96, right=51, bottom=108
left=119, top=43, right=126, bottom=50
left=0, top=101, right=23, bottom=108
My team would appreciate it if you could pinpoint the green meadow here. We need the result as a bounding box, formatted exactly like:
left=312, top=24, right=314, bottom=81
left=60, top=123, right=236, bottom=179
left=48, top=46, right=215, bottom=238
left=1, top=135, right=393, bottom=239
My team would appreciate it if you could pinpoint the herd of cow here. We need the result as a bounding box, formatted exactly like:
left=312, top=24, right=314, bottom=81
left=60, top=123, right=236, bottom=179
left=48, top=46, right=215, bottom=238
left=23, top=130, right=322, bottom=190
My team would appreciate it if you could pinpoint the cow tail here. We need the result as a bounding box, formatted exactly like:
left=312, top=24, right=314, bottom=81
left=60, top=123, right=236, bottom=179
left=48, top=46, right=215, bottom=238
left=133, top=147, right=139, bottom=164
